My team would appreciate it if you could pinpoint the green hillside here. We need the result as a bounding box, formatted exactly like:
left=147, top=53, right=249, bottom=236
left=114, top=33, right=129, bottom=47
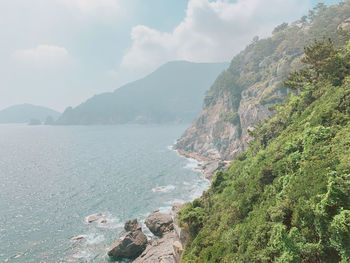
left=178, top=37, right=350, bottom=262
left=175, top=1, right=350, bottom=162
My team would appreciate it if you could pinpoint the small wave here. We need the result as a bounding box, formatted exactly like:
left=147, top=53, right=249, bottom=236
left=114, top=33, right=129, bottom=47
left=86, top=234, right=105, bottom=245
left=165, top=199, right=185, bottom=205
left=72, top=250, right=92, bottom=260
left=184, top=158, right=200, bottom=171
left=167, top=145, right=174, bottom=151
left=152, top=185, right=175, bottom=193
left=189, top=179, right=210, bottom=200
left=96, top=216, right=123, bottom=230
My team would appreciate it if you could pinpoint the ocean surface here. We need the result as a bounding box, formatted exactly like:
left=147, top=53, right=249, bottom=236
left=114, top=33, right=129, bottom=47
left=0, top=124, right=208, bottom=263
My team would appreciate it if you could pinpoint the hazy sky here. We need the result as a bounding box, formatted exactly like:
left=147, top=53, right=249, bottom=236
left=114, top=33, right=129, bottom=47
left=0, top=0, right=340, bottom=111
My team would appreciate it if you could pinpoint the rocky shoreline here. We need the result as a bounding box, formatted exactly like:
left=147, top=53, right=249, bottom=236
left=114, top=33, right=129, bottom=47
left=107, top=203, right=186, bottom=263
left=175, top=149, right=230, bottom=180
left=106, top=149, right=229, bottom=263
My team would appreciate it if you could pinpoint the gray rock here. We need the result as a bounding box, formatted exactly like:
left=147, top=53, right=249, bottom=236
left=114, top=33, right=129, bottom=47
left=145, top=212, right=173, bottom=237
left=134, top=232, right=176, bottom=263
left=124, top=219, right=141, bottom=232
left=171, top=203, right=183, bottom=218
left=86, top=213, right=104, bottom=223
left=108, top=229, right=148, bottom=259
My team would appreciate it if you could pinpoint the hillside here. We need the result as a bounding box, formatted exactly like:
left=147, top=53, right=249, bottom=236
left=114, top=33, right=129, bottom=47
left=0, top=104, right=60, bottom=124
left=56, top=61, right=228, bottom=125
left=174, top=2, right=350, bottom=164
left=178, top=36, right=350, bottom=262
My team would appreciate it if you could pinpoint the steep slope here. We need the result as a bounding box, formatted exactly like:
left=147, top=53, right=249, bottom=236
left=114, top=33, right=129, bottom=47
left=175, top=2, right=350, bottom=163
left=56, top=61, right=228, bottom=125
left=178, top=37, right=350, bottom=262
left=0, top=104, right=60, bottom=123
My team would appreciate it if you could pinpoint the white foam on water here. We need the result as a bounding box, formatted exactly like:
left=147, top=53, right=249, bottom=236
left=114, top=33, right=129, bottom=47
left=86, top=234, right=105, bottom=245
left=151, top=185, right=176, bottom=193
left=184, top=157, right=200, bottom=170
left=72, top=250, right=92, bottom=260
left=96, top=214, right=123, bottom=230
left=164, top=199, right=185, bottom=205
left=167, top=145, right=173, bottom=151
left=189, top=178, right=210, bottom=201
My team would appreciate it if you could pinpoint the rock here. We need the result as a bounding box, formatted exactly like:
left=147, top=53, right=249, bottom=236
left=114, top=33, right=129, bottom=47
left=134, top=232, right=176, bottom=263
left=70, top=235, right=86, bottom=241
left=100, top=219, right=107, bottom=224
left=145, top=212, right=173, bottom=237
left=124, top=219, right=141, bottom=231
left=338, top=18, right=350, bottom=31
left=173, top=241, right=184, bottom=263
left=108, top=229, right=148, bottom=259
left=86, top=213, right=103, bottom=223
left=171, top=203, right=183, bottom=217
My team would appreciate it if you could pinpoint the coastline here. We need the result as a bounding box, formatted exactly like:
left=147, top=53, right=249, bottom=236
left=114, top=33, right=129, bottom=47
left=131, top=146, right=230, bottom=262
left=175, top=148, right=230, bottom=180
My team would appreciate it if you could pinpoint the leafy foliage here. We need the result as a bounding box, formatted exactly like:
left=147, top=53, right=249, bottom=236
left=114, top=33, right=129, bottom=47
left=178, top=36, right=350, bottom=263
left=203, top=0, right=350, bottom=140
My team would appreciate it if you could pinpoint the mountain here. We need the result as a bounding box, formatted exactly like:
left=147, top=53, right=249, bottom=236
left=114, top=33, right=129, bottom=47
left=0, top=104, right=60, bottom=124
left=178, top=21, right=350, bottom=263
left=56, top=61, right=228, bottom=125
left=174, top=2, right=350, bottom=165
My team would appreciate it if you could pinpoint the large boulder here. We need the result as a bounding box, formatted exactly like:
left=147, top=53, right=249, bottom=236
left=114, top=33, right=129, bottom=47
left=134, top=232, right=176, bottom=263
left=108, top=219, right=147, bottom=259
left=108, top=230, right=147, bottom=259
left=145, top=212, right=173, bottom=237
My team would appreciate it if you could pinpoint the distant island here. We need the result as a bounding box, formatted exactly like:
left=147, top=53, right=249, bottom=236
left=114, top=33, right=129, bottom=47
left=0, top=104, right=60, bottom=124
left=56, top=61, right=228, bottom=125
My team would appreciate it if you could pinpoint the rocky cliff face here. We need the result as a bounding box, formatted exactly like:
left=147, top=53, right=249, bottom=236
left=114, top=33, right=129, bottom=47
left=175, top=68, right=286, bottom=162
left=175, top=4, right=350, bottom=163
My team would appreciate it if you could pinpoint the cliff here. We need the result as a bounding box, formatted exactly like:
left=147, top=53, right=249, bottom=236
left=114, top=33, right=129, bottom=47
left=178, top=29, right=350, bottom=262
left=174, top=2, right=350, bottom=164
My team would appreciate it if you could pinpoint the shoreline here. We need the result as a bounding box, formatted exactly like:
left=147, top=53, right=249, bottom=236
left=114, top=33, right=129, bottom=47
left=174, top=148, right=230, bottom=181
left=131, top=146, right=230, bottom=262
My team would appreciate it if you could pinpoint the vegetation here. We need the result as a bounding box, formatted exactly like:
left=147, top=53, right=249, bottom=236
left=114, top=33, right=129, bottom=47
left=178, top=34, right=350, bottom=262
left=203, top=1, right=350, bottom=141
left=56, top=61, right=227, bottom=125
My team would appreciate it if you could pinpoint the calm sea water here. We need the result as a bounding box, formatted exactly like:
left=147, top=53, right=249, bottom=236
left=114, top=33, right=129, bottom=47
left=0, top=124, right=208, bottom=263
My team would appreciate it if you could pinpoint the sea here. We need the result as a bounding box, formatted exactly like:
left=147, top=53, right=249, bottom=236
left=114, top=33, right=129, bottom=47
left=0, top=124, right=209, bottom=263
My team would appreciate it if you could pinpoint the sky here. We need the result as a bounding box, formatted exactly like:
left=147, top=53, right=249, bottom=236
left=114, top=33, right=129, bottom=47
left=0, top=0, right=342, bottom=111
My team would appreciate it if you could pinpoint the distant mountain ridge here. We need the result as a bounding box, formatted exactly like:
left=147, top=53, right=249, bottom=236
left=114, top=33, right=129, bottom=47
left=0, top=104, right=60, bottom=124
left=56, top=61, right=229, bottom=125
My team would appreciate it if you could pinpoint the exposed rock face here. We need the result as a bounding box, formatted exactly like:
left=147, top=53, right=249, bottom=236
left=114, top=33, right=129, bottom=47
left=337, top=17, right=350, bottom=30
left=107, top=219, right=147, bottom=259
left=134, top=203, right=186, bottom=263
left=133, top=232, right=176, bottom=263
left=174, top=15, right=350, bottom=168
left=124, top=219, right=141, bottom=231
left=145, top=212, right=174, bottom=237
left=174, top=83, right=277, bottom=164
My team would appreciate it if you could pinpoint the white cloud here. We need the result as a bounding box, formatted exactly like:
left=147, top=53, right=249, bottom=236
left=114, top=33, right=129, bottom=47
left=57, top=0, right=120, bottom=14
left=13, top=45, right=69, bottom=63
left=120, top=0, right=312, bottom=77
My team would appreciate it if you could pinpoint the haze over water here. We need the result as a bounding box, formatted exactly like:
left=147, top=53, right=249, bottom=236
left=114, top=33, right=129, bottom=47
left=0, top=124, right=208, bottom=262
